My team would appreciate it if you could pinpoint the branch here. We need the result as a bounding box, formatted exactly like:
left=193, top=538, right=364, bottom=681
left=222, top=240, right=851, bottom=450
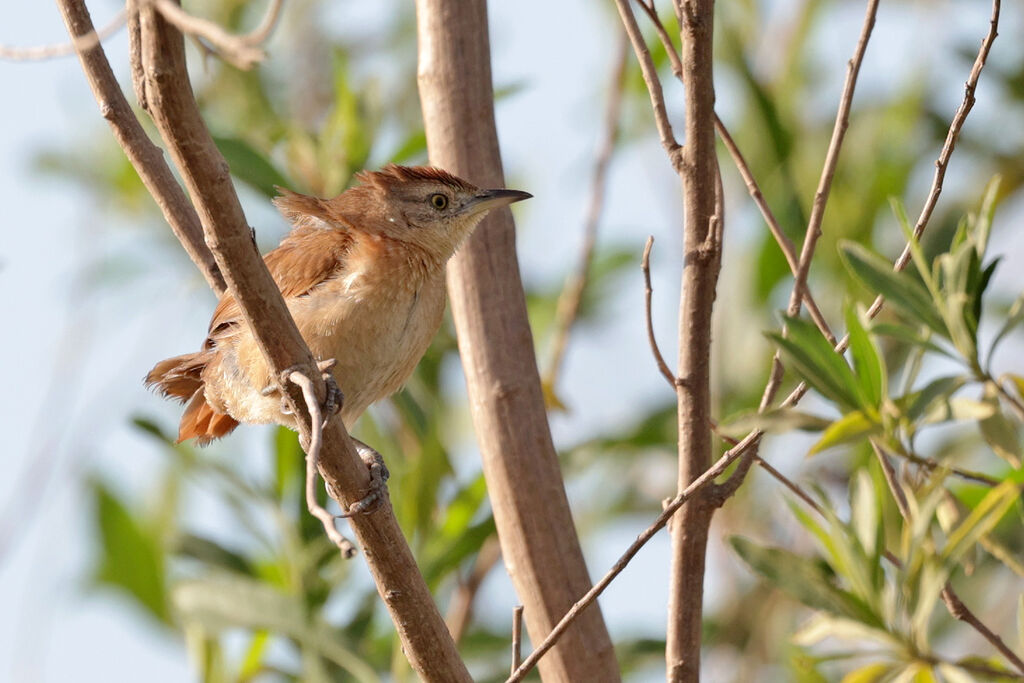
left=506, top=429, right=763, bottom=682
left=544, top=31, right=628, bottom=392
left=148, top=0, right=283, bottom=70
left=632, top=0, right=834, bottom=344
left=873, top=0, right=1001, bottom=290
left=60, top=1, right=470, bottom=678
left=787, top=0, right=879, bottom=318
left=0, top=8, right=125, bottom=61
left=415, top=1, right=619, bottom=679
left=763, top=0, right=880, bottom=411
left=613, top=0, right=683, bottom=169
left=54, top=0, right=224, bottom=294
left=511, top=605, right=525, bottom=674
left=642, top=236, right=676, bottom=388
left=665, top=0, right=722, bottom=676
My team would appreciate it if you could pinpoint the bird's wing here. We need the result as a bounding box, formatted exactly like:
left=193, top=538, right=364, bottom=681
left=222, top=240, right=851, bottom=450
left=206, top=193, right=354, bottom=345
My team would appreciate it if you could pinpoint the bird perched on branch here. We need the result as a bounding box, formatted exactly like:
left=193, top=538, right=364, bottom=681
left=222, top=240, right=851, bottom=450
left=146, top=164, right=531, bottom=444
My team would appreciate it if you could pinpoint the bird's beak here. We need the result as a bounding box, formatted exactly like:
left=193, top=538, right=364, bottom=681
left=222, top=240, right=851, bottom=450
left=462, top=188, right=533, bottom=215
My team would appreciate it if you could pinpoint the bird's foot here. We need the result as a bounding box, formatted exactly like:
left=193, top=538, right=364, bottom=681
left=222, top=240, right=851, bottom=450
left=265, top=361, right=344, bottom=421
left=336, top=439, right=390, bottom=517
left=317, top=359, right=343, bottom=420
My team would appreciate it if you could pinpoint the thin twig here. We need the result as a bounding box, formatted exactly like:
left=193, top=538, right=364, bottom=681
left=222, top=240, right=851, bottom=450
left=724, top=0, right=1000, bottom=494
left=632, top=0, right=834, bottom=343
left=511, top=605, right=524, bottom=674
left=613, top=0, right=683, bottom=169
left=0, top=9, right=126, bottom=61
left=149, top=0, right=283, bottom=70
left=871, top=0, right=1001, bottom=301
left=287, top=370, right=356, bottom=558
left=56, top=0, right=224, bottom=293
left=900, top=449, right=1000, bottom=487
left=545, top=32, right=629, bottom=392
left=642, top=236, right=677, bottom=388
left=759, top=0, right=880, bottom=413
left=787, top=0, right=880, bottom=319
left=940, top=587, right=1024, bottom=676
left=505, top=428, right=760, bottom=683
left=446, top=537, right=501, bottom=643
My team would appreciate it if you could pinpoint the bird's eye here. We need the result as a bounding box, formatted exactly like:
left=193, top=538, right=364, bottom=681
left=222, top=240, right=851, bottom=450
left=430, top=193, right=449, bottom=210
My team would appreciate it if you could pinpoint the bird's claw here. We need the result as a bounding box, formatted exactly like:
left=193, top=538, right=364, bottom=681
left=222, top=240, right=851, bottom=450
left=274, top=361, right=344, bottom=421
left=337, top=439, right=390, bottom=517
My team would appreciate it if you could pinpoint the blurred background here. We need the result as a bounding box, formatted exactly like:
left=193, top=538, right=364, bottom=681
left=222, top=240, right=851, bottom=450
left=1, top=0, right=1022, bottom=680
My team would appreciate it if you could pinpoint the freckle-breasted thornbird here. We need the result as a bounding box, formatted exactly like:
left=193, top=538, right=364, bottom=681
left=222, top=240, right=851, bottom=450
left=146, top=164, right=531, bottom=444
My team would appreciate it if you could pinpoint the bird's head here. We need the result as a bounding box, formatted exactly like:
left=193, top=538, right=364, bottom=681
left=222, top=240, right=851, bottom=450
left=338, top=164, right=532, bottom=262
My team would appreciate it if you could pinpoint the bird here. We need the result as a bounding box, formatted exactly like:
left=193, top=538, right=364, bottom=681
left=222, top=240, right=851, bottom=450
left=146, top=164, right=531, bottom=445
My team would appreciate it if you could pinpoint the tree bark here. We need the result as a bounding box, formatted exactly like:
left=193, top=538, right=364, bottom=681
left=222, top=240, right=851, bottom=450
left=666, top=0, right=721, bottom=680
left=415, top=1, right=620, bottom=680
left=59, top=2, right=470, bottom=680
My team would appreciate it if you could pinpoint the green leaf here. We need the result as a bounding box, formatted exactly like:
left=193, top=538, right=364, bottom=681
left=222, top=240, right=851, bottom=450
left=979, top=382, right=1023, bottom=466
left=871, top=323, right=955, bottom=359
left=840, top=241, right=946, bottom=335
left=173, top=575, right=380, bottom=681
left=973, top=175, right=1002, bottom=258
left=943, top=481, right=1019, bottom=563
left=792, top=613, right=901, bottom=650
left=768, top=315, right=866, bottom=412
left=719, top=408, right=832, bottom=436
left=842, top=663, right=896, bottom=683
left=891, top=199, right=939, bottom=298
left=988, top=291, right=1024, bottom=363
left=895, top=375, right=966, bottom=423
left=730, top=537, right=877, bottom=624
left=809, top=411, right=880, bottom=455
left=174, top=533, right=255, bottom=576
left=845, top=305, right=885, bottom=409
left=91, top=481, right=170, bottom=624
left=213, top=136, right=290, bottom=199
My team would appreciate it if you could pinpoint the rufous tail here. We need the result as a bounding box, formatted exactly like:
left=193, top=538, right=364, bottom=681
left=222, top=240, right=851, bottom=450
left=145, top=352, right=239, bottom=445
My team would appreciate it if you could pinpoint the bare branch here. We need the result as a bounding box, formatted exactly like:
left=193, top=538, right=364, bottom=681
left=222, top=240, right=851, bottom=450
left=642, top=236, right=677, bottom=388
left=632, top=0, right=834, bottom=343
left=874, top=0, right=1001, bottom=290
left=506, top=430, right=762, bottom=682
left=148, top=0, right=284, bottom=70
left=416, top=1, right=619, bottom=679
left=511, top=605, right=525, bottom=674
left=941, top=586, right=1024, bottom=675
left=55, top=0, right=224, bottom=294
left=787, top=0, right=879, bottom=320
left=545, top=32, right=629, bottom=392
left=0, top=8, right=125, bottom=61
left=613, top=0, right=683, bottom=169
left=57, top=1, right=470, bottom=677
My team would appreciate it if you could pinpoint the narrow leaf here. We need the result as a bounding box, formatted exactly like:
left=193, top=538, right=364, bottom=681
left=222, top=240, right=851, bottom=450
left=809, top=411, right=880, bottom=455
left=943, top=481, right=1019, bottom=563
left=840, top=241, right=946, bottom=335
left=845, top=305, right=885, bottom=409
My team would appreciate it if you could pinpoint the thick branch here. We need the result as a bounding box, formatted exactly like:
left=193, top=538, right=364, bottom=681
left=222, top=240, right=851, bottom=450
left=55, top=0, right=223, bottom=293
left=60, top=1, right=469, bottom=678
left=665, top=0, right=721, bottom=679
left=415, top=1, right=619, bottom=680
